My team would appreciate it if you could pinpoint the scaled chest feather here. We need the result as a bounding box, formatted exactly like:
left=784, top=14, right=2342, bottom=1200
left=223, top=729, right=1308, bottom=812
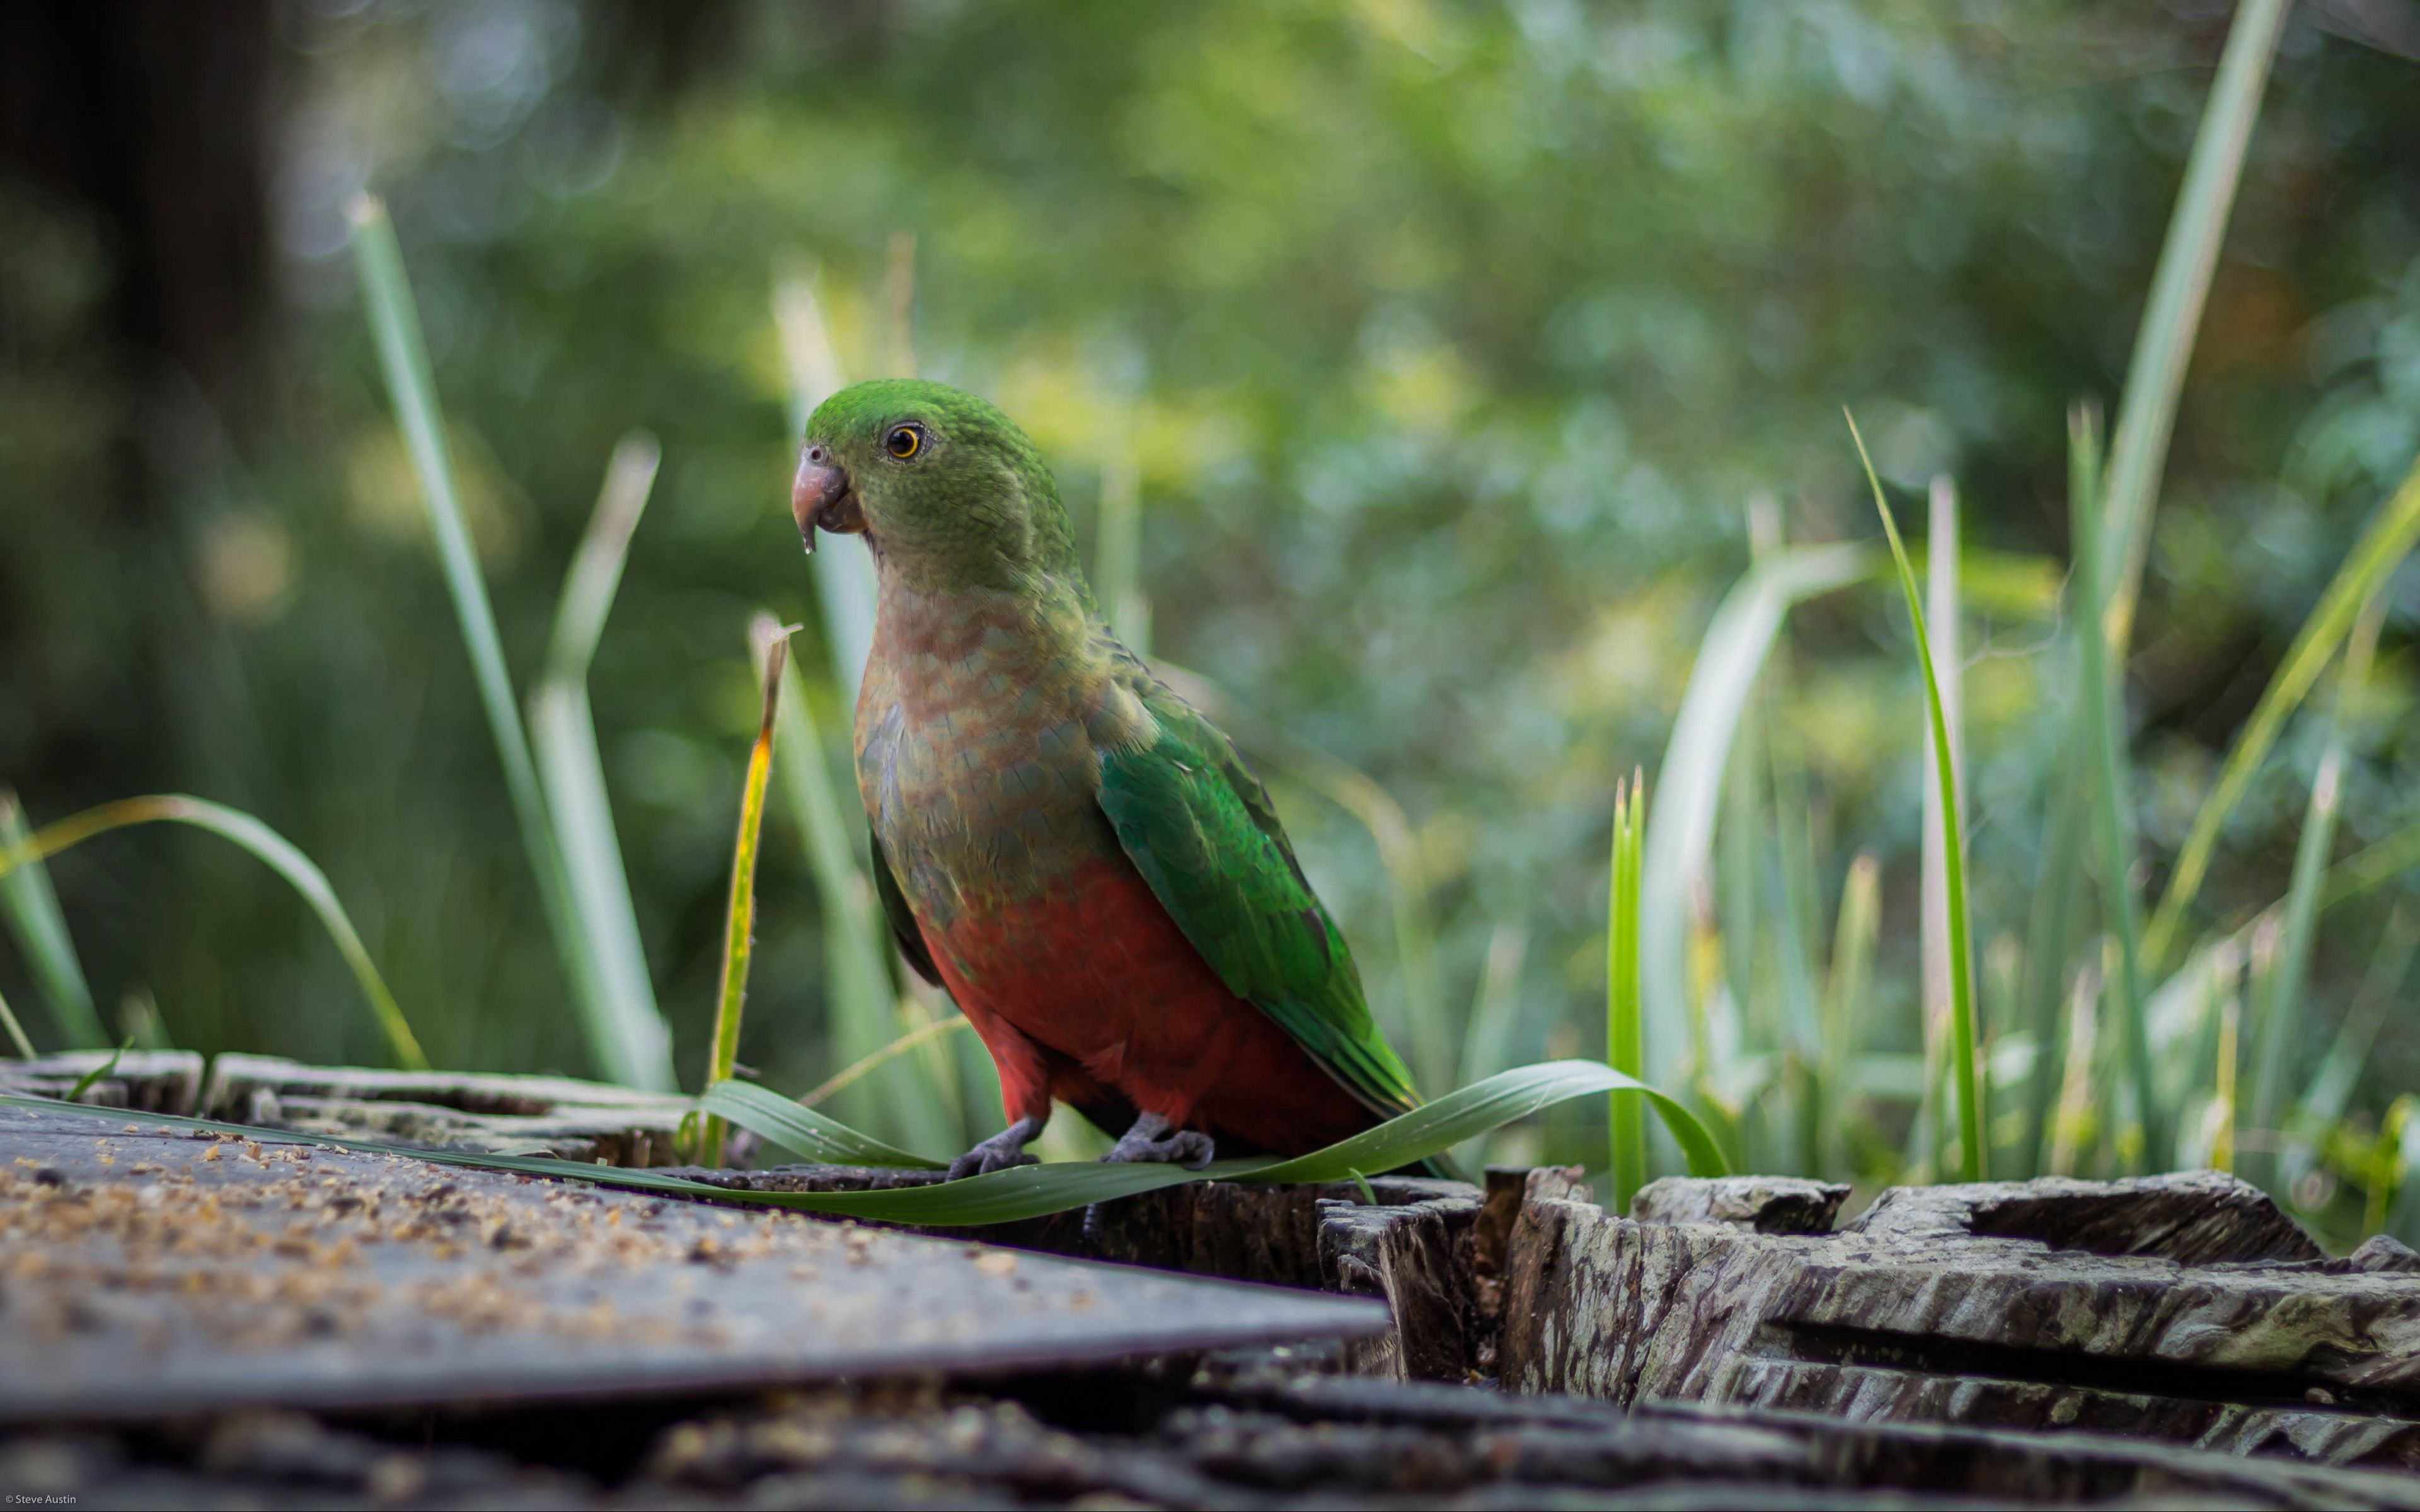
left=853, top=584, right=1152, bottom=932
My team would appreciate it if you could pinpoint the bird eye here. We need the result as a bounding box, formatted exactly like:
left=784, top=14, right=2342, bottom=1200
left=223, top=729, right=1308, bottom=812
left=885, top=425, right=923, bottom=459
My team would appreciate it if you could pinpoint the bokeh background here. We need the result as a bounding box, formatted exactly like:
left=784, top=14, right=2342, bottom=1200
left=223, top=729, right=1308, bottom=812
left=3, top=1, right=2418, bottom=1208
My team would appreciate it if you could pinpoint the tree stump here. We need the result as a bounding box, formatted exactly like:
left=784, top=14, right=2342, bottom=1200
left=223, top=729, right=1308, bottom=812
left=1498, top=1167, right=2420, bottom=1470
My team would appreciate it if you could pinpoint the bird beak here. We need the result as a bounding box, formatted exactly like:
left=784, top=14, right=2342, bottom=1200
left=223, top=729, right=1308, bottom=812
left=792, top=444, right=863, bottom=554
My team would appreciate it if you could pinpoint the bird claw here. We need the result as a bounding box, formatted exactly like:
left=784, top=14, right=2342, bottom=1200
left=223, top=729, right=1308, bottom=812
left=948, top=1114, right=1046, bottom=1181
left=1100, top=1112, right=1214, bottom=1171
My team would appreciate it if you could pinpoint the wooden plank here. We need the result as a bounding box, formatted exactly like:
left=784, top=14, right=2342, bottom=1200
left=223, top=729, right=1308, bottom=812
left=0, top=1102, right=1388, bottom=1421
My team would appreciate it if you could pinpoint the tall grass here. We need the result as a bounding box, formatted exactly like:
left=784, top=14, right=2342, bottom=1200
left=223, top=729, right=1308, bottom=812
left=0, top=984, right=36, bottom=1059
left=1640, top=544, right=1872, bottom=1091
left=0, top=795, right=425, bottom=1067
left=351, top=195, right=675, bottom=1089
left=0, top=790, right=106, bottom=1049
left=529, top=435, right=677, bottom=1091
left=1606, top=774, right=1647, bottom=1212
left=2244, top=590, right=2387, bottom=1191
left=1851, top=413, right=1983, bottom=1183
left=2069, top=405, right=2164, bottom=1170
left=694, top=627, right=790, bottom=1168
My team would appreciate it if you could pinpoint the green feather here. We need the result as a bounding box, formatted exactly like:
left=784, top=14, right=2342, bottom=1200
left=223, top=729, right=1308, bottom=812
left=1097, top=665, right=1424, bottom=1122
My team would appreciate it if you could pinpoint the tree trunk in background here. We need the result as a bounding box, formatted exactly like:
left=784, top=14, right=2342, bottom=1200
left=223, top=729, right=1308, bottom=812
left=0, top=0, right=278, bottom=415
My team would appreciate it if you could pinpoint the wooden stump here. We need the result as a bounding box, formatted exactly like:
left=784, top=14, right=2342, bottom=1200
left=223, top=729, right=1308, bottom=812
left=1499, top=1167, right=2420, bottom=1470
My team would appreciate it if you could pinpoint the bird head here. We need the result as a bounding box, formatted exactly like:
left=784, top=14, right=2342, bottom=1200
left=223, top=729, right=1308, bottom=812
left=794, top=378, right=1083, bottom=594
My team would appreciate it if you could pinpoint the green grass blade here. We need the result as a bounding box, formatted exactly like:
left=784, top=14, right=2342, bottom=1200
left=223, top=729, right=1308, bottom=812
left=775, top=274, right=880, bottom=704
left=1640, top=544, right=1875, bottom=1088
left=2297, top=909, right=2419, bottom=1133
left=1919, top=474, right=1969, bottom=1175
left=800, top=1015, right=974, bottom=1110
left=0, top=984, right=34, bottom=1058
left=2100, top=0, right=2291, bottom=647
left=0, top=789, right=107, bottom=1049
left=350, top=195, right=609, bottom=1075
left=2325, top=822, right=2420, bottom=912
left=1848, top=412, right=1982, bottom=1183
left=1451, top=922, right=1528, bottom=1170
left=700, top=1079, right=946, bottom=1169
left=697, top=630, right=790, bottom=1167
left=1817, top=851, right=1881, bottom=1178
left=2068, top=406, right=2164, bottom=1171
left=544, top=433, right=660, bottom=687
left=2145, top=455, right=2420, bottom=966
left=0, top=794, right=427, bottom=1068
left=767, top=624, right=962, bottom=1155
left=1607, top=777, right=1647, bottom=1213
left=528, top=433, right=676, bottom=1092
left=1247, top=1060, right=1728, bottom=1186
left=2245, top=588, right=2385, bottom=1192
left=2017, top=748, right=2088, bottom=1177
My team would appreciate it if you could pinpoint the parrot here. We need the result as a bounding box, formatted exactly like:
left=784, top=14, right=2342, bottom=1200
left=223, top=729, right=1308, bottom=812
left=792, top=377, right=1433, bottom=1181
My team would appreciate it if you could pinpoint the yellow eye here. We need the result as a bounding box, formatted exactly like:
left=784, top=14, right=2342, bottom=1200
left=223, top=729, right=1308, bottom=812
left=885, top=425, right=922, bottom=459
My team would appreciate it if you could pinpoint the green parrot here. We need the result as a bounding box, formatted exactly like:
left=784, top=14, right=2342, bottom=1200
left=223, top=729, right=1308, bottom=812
left=794, top=378, right=1429, bottom=1179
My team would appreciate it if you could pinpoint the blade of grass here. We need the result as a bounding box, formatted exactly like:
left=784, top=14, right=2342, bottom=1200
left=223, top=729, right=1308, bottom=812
left=700, top=1077, right=945, bottom=1168
left=350, top=195, right=609, bottom=1075
left=1641, top=544, right=1875, bottom=1087
left=1920, top=474, right=1969, bottom=1174
left=2296, top=908, right=2419, bottom=1133
left=2017, top=748, right=2089, bottom=1177
left=1451, top=921, right=1528, bottom=1170
left=2100, top=0, right=2293, bottom=649
left=66, top=1041, right=130, bottom=1102
left=696, top=628, right=792, bottom=1168
left=1608, top=774, right=1647, bottom=1213
left=2325, top=821, right=2420, bottom=912
left=2145, top=455, right=2420, bottom=966
left=775, top=273, right=880, bottom=704
left=2049, top=959, right=2102, bottom=1176
left=2210, top=951, right=2241, bottom=1174
left=767, top=623, right=960, bottom=1155
left=528, top=433, right=676, bottom=1091
left=2245, top=587, right=2386, bottom=1193
left=1817, top=850, right=1881, bottom=1178
left=119, top=987, right=171, bottom=1051
left=0, top=794, right=426, bottom=1067
left=0, top=789, right=107, bottom=1049
left=0, top=984, right=34, bottom=1058
left=1849, top=411, right=1982, bottom=1182
left=800, top=1014, right=975, bottom=1111
left=2070, top=404, right=2165, bottom=1171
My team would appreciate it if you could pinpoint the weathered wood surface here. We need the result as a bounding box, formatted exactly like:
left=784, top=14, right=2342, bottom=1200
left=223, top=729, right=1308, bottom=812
left=0, top=1101, right=1388, bottom=1421
left=9, top=1358, right=2420, bottom=1507
left=0, top=1049, right=204, bottom=1113
left=1500, top=1167, right=2420, bottom=1471
left=0, top=1051, right=695, bottom=1166
left=684, top=1162, right=1489, bottom=1383
left=11, top=1066, right=2420, bottom=1503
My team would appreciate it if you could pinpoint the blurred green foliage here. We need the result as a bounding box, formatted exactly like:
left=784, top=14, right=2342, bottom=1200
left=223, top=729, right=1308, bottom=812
left=3, top=1, right=2419, bottom=1230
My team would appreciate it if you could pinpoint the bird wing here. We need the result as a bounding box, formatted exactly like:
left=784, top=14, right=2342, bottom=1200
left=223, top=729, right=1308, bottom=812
left=1094, top=670, right=1423, bottom=1122
left=869, top=831, right=943, bottom=987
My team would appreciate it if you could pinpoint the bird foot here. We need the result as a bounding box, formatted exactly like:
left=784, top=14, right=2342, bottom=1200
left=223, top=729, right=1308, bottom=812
left=948, top=1114, right=1046, bottom=1180
left=1100, top=1112, right=1214, bottom=1170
